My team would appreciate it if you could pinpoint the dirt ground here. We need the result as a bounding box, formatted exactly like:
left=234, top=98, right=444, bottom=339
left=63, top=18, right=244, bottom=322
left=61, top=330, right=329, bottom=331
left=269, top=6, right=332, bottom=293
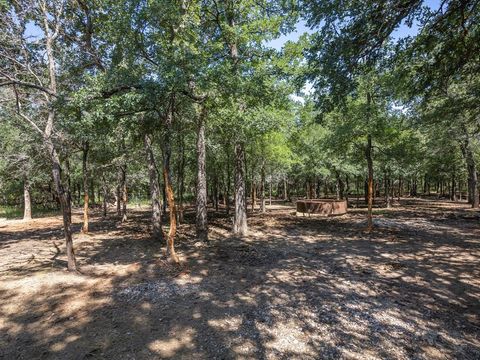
left=0, top=199, right=479, bottom=360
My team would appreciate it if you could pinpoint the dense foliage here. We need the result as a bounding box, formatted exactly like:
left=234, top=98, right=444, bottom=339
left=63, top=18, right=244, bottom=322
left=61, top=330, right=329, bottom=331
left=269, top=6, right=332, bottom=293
left=1, top=0, right=478, bottom=269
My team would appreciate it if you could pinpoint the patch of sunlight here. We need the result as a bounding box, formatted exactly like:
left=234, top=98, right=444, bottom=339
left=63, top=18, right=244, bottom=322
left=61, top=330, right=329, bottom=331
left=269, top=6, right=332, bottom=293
left=50, top=334, right=80, bottom=352
left=207, top=315, right=242, bottom=331
left=148, top=330, right=195, bottom=357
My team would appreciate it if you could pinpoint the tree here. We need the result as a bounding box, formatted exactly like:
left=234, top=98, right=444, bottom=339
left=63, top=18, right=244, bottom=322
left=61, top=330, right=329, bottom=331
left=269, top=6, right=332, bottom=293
left=1, top=1, right=78, bottom=270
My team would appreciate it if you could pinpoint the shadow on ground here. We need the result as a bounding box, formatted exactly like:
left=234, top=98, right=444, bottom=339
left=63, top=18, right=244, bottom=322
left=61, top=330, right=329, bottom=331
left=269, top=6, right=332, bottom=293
left=0, top=199, right=479, bottom=359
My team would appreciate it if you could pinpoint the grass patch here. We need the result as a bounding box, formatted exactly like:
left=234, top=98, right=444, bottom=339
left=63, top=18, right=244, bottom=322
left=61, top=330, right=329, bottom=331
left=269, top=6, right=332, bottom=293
left=0, top=205, right=60, bottom=220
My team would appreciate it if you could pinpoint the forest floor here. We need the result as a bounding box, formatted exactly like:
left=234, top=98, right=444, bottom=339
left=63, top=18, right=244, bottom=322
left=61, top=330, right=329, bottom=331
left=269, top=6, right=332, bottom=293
left=0, top=199, right=479, bottom=359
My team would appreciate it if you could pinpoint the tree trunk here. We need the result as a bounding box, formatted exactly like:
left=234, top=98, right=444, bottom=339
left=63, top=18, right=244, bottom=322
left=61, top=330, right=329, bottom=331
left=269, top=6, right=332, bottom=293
left=460, top=133, right=479, bottom=208
left=116, top=174, right=121, bottom=216
left=451, top=172, right=456, bottom=201
left=385, top=172, right=391, bottom=208
left=195, top=104, right=208, bottom=242
left=398, top=176, right=403, bottom=200
left=345, top=175, right=350, bottom=206
left=144, top=134, right=163, bottom=241
left=283, top=176, right=288, bottom=201
left=269, top=179, right=272, bottom=206
left=177, top=131, right=186, bottom=224
left=335, top=171, right=345, bottom=200
left=163, top=164, right=179, bottom=262
left=46, top=138, right=77, bottom=271
left=366, top=134, right=374, bottom=232
left=252, top=181, right=257, bottom=211
left=82, top=141, right=89, bottom=233
left=226, top=147, right=231, bottom=215
left=458, top=181, right=461, bottom=200
left=121, top=167, right=128, bottom=222
left=356, top=177, right=360, bottom=207
left=35, top=14, right=76, bottom=271
left=215, top=178, right=220, bottom=212
left=234, top=142, right=247, bottom=235
left=163, top=97, right=179, bottom=262
left=102, top=175, right=108, bottom=218
left=260, top=160, right=266, bottom=213
left=23, top=180, right=32, bottom=220
left=64, top=154, right=73, bottom=224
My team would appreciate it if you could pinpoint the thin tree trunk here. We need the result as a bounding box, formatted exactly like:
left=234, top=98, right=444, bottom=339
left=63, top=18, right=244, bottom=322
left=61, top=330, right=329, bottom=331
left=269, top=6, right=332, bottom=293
left=252, top=181, right=257, bottom=211
left=366, top=134, right=374, bottom=232
left=64, top=153, right=72, bottom=224
left=460, top=131, right=479, bottom=208
left=163, top=164, right=179, bottom=262
left=176, top=129, right=186, bottom=224
left=23, top=180, right=32, bottom=220
left=260, top=159, right=266, bottom=213
left=102, top=175, right=108, bottom=218
left=356, top=177, right=360, bottom=207
left=46, top=138, right=77, bottom=271
left=196, top=104, right=208, bottom=242
left=116, top=170, right=121, bottom=217
left=269, top=179, right=272, bottom=206
left=144, top=133, right=163, bottom=240
left=335, top=171, right=344, bottom=199
left=121, top=166, right=127, bottom=222
left=163, top=97, right=179, bottom=262
left=398, top=176, right=403, bottom=200
left=226, top=147, right=231, bottom=215
left=234, top=142, right=247, bottom=235
left=345, top=175, right=350, bottom=206
left=227, top=9, right=247, bottom=235
left=82, top=141, right=89, bottom=233
left=451, top=172, right=456, bottom=201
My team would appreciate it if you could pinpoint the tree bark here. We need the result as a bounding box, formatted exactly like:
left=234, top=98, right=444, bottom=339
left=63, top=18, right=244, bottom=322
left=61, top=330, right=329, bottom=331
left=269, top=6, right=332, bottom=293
left=116, top=173, right=121, bottom=217
left=252, top=181, right=257, bottom=211
left=269, top=179, right=272, bottom=206
left=163, top=97, right=179, bottom=262
left=164, top=164, right=179, bottom=262
left=195, top=104, right=208, bottom=242
left=46, top=137, right=77, bottom=271
left=23, top=180, right=32, bottom=220
left=102, top=175, right=108, bottom=218
left=335, top=171, right=344, bottom=199
left=177, top=132, right=186, bottom=224
left=366, top=134, right=374, bottom=232
left=121, top=166, right=127, bottom=222
left=234, top=142, right=247, bottom=235
left=451, top=172, right=456, bottom=201
left=226, top=147, right=231, bottom=215
left=82, top=141, right=89, bottom=233
left=144, top=133, right=163, bottom=241
left=260, top=159, right=266, bottom=213
left=460, top=131, right=479, bottom=208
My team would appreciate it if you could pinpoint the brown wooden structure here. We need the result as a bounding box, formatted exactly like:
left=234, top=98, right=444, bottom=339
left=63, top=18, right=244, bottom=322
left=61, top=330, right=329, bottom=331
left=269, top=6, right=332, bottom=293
left=296, top=199, right=347, bottom=216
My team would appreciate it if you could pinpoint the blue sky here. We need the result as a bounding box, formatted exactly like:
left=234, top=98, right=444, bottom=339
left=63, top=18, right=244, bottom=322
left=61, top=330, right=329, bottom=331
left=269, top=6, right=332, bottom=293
left=268, top=0, right=442, bottom=50
left=25, top=0, right=442, bottom=62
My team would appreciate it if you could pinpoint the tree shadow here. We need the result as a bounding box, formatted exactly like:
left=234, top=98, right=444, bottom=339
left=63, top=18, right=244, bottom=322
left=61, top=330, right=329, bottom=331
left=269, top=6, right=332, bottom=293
left=1, top=200, right=479, bottom=359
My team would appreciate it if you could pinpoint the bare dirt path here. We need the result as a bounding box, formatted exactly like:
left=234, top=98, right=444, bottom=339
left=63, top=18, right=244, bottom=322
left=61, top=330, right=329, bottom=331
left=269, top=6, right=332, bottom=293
left=0, top=199, right=479, bottom=359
